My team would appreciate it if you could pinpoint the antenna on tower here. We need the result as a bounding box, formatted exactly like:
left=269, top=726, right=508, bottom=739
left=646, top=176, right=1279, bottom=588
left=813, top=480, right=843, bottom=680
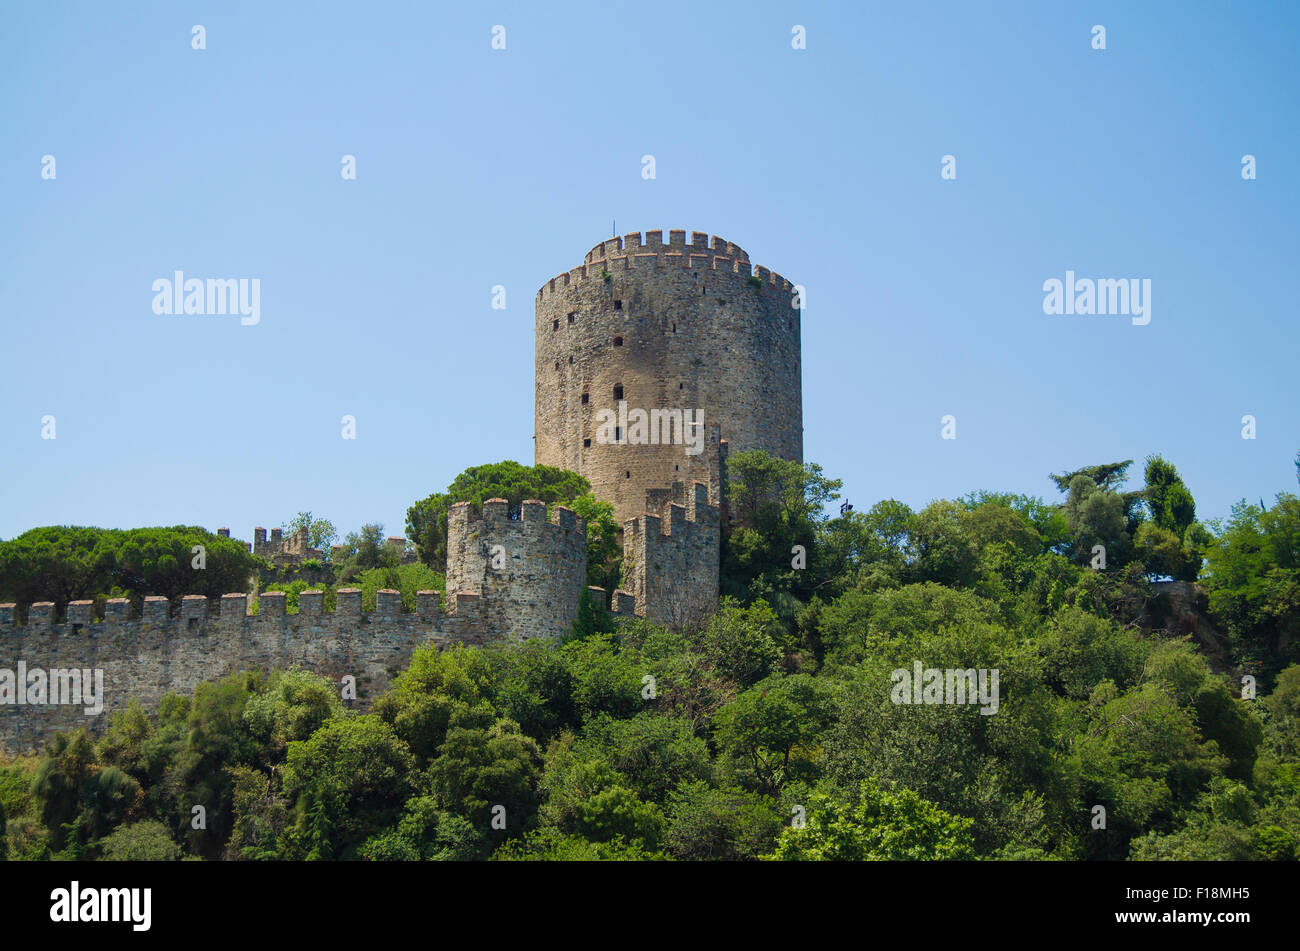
left=612, top=219, right=616, bottom=237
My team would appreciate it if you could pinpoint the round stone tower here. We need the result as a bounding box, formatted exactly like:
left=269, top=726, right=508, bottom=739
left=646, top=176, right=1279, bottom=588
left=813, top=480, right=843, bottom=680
left=535, top=229, right=802, bottom=528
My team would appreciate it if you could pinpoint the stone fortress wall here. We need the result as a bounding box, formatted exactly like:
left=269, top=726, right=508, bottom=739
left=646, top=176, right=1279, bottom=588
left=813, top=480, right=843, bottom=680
left=0, top=501, right=605, bottom=753
left=0, top=229, right=801, bottom=753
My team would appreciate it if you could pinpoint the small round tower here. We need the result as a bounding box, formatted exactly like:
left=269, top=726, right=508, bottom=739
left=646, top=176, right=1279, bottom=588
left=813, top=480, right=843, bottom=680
left=534, top=229, right=802, bottom=527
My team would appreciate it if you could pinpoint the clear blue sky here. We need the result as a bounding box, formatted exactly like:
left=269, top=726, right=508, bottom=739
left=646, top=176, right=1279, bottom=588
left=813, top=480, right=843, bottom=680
left=2, top=0, right=1296, bottom=543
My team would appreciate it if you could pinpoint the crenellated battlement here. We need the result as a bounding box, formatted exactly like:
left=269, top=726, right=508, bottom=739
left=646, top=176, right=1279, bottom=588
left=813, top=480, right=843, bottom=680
left=0, top=588, right=476, bottom=632
left=445, top=499, right=589, bottom=642
left=0, top=587, right=504, bottom=755
left=243, top=524, right=324, bottom=563
left=447, top=498, right=583, bottom=535
left=583, top=230, right=750, bottom=266
left=621, top=481, right=720, bottom=627
left=586, top=585, right=637, bottom=618
left=0, top=499, right=603, bottom=753
left=537, top=229, right=794, bottom=303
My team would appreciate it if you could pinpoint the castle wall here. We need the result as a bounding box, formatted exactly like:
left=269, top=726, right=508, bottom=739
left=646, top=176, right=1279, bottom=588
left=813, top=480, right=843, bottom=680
left=0, top=589, right=495, bottom=755
left=0, top=502, right=594, bottom=753
left=534, top=229, right=802, bottom=528
left=0, top=229, right=794, bottom=754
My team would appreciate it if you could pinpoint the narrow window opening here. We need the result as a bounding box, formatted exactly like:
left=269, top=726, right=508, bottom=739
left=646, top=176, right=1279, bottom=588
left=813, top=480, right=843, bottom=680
left=581, top=392, right=589, bottom=404
left=613, top=300, right=622, bottom=310
left=614, top=427, right=622, bottom=442
left=569, top=355, right=574, bottom=364
left=613, top=384, right=623, bottom=400
left=583, top=438, right=591, bottom=448
left=672, top=322, right=676, bottom=333
left=553, top=319, right=559, bottom=330
left=613, top=336, right=623, bottom=347
left=625, top=471, right=631, bottom=479
left=567, top=312, right=576, bottom=323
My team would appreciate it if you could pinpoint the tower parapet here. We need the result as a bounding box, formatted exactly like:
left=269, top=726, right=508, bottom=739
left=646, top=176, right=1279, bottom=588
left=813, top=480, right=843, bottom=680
left=534, top=228, right=801, bottom=529
left=445, top=498, right=589, bottom=642
left=248, top=525, right=323, bottom=563
left=622, top=482, right=720, bottom=628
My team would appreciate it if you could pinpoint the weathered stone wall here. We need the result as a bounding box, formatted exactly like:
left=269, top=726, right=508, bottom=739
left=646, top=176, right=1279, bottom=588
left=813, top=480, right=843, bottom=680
left=0, top=502, right=594, bottom=754
left=622, top=482, right=720, bottom=628
left=0, top=588, right=499, bottom=755
left=0, top=229, right=796, bottom=754
left=534, top=229, right=802, bottom=529
left=244, top=525, right=323, bottom=564
left=445, top=499, right=589, bottom=643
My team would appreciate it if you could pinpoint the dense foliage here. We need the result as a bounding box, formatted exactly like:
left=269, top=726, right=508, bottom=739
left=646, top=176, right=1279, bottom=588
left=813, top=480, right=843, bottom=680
left=0, top=526, right=259, bottom=615
left=2, top=451, right=1298, bottom=861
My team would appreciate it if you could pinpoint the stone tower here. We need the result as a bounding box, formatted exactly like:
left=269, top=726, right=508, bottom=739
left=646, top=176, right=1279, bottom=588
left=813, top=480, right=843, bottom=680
left=534, top=229, right=802, bottom=528
left=445, top=498, right=588, bottom=642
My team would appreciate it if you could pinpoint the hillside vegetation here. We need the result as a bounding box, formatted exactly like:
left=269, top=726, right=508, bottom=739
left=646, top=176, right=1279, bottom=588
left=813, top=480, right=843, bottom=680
left=1, top=451, right=1297, bottom=861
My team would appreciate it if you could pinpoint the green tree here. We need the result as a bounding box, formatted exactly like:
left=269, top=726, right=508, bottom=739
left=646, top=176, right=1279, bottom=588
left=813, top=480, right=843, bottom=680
left=491, top=827, right=665, bottom=860
left=0, top=526, right=259, bottom=607
left=29, top=731, right=96, bottom=850
left=766, top=779, right=975, bottom=860
left=701, top=598, right=784, bottom=686
left=495, top=639, right=580, bottom=742
left=98, top=820, right=183, bottom=861
left=332, top=523, right=395, bottom=581
left=1062, top=474, right=1131, bottom=567
left=359, top=796, right=486, bottom=861
left=1143, top=456, right=1196, bottom=535
left=242, top=668, right=344, bottom=763
left=374, top=644, right=496, bottom=762
left=558, top=633, right=644, bottom=724
left=1262, top=664, right=1300, bottom=760
left=714, top=674, right=833, bottom=796
left=282, top=512, right=339, bottom=556
left=1070, top=680, right=1228, bottom=859
left=664, top=781, right=783, bottom=860
left=908, top=500, right=980, bottom=587
left=569, top=713, right=711, bottom=803
left=1202, top=494, right=1300, bottom=675
left=1128, top=778, right=1262, bottom=860
left=406, top=461, right=591, bottom=567
left=282, top=715, right=416, bottom=859
left=721, top=450, right=842, bottom=604
left=535, top=742, right=665, bottom=849
left=427, top=704, right=542, bottom=831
